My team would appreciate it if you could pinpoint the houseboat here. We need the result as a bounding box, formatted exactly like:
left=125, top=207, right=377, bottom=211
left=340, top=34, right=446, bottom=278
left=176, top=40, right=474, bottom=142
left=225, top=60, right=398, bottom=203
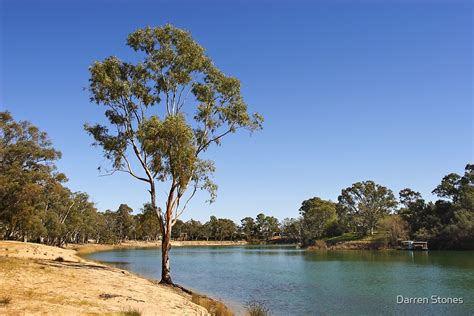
left=398, top=240, right=428, bottom=251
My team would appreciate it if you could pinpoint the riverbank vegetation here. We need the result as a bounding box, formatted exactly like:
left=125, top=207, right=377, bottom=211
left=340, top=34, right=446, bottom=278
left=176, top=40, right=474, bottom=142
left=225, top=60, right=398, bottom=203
left=1, top=111, right=471, bottom=251
left=281, top=165, right=473, bottom=250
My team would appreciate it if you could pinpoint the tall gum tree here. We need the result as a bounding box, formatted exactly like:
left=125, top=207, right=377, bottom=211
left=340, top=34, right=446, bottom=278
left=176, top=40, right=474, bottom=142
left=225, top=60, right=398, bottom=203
left=85, top=25, right=263, bottom=284
left=337, top=181, right=397, bottom=236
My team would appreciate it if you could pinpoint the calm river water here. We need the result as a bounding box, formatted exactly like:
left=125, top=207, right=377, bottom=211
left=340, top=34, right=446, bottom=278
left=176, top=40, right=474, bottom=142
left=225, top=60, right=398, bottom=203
left=86, top=245, right=474, bottom=315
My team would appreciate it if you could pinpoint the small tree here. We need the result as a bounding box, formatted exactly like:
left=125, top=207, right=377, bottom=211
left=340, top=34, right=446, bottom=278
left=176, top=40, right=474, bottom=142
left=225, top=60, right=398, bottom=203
left=299, top=197, right=336, bottom=246
left=240, top=217, right=257, bottom=241
left=280, top=217, right=301, bottom=242
left=338, top=181, right=397, bottom=235
left=377, top=215, right=409, bottom=246
left=85, top=25, right=262, bottom=284
left=115, top=204, right=134, bottom=242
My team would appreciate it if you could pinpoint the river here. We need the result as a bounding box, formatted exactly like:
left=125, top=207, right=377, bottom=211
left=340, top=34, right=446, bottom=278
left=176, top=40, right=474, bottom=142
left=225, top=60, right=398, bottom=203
left=86, top=245, right=474, bottom=315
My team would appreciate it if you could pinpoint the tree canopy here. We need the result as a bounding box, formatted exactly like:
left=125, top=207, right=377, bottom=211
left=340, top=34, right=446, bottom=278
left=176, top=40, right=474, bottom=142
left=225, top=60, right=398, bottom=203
left=337, top=181, right=397, bottom=235
left=0, top=111, right=97, bottom=245
left=85, top=24, right=263, bottom=284
left=299, top=198, right=336, bottom=246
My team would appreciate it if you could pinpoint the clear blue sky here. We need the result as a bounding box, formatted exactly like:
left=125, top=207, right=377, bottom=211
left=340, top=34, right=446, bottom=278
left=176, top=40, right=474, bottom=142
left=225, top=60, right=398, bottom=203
left=1, top=0, right=472, bottom=223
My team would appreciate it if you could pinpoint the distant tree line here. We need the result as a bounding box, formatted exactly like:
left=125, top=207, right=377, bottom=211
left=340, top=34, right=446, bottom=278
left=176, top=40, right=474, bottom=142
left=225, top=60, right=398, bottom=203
left=0, top=112, right=165, bottom=245
left=0, top=112, right=279, bottom=245
left=1, top=111, right=471, bottom=249
left=0, top=111, right=96, bottom=245
left=171, top=213, right=280, bottom=242
left=280, top=165, right=473, bottom=250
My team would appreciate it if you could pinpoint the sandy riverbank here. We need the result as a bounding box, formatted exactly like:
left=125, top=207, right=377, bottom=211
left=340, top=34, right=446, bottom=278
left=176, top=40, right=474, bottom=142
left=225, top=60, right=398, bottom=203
left=0, top=241, right=215, bottom=315
left=73, top=240, right=248, bottom=255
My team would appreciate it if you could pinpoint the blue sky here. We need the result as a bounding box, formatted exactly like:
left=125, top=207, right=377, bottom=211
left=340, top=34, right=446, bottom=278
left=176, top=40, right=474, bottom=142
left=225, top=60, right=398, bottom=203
left=1, top=0, right=472, bottom=223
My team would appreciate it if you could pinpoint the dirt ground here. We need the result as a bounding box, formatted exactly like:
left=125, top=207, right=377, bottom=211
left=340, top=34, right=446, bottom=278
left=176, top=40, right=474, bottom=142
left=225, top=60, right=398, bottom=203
left=0, top=241, right=209, bottom=315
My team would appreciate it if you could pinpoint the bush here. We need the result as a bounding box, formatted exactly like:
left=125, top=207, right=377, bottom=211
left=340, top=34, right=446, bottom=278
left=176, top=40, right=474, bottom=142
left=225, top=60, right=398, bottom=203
left=121, top=307, right=141, bottom=316
left=324, top=221, right=344, bottom=237
left=245, top=300, right=271, bottom=316
left=191, top=293, right=232, bottom=316
left=377, top=215, right=409, bottom=247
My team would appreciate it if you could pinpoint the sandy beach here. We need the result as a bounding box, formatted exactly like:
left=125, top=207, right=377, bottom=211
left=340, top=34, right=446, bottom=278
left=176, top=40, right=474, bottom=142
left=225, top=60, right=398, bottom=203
left=0, top=240, right=235, bottom=315
left=73, top=240, right=248, bottom=255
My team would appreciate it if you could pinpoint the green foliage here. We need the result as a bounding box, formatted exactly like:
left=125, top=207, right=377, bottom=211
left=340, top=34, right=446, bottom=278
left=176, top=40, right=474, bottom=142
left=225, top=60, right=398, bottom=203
left=280, top=218, right=301, bottom=242
left=115, top=204, right=134, bottom=242
left=240, top=217, right=258, bottom=241
left=324, top=220, right=344, bottom=238
left=134, top=203, right=161, bottom=241
left=86, top=24, right=263, bottom=282
left=0, top=111, right=98, bottom=245
left=206, top=216, right=238, bottom=241
left=325, top=232, right=362, bottom=243
left=85, top=24, right=263, bottom=223
left=337, top=181, right=397, bottom=236
left=399, top=164, right=474, bottom=249
left=239, top=213, right=280, bottom=242
left=376, top=215, right=409, bottom=247
left=255, top=213, right=280, bottom=240
left=299, top=198, right=336, bottom=246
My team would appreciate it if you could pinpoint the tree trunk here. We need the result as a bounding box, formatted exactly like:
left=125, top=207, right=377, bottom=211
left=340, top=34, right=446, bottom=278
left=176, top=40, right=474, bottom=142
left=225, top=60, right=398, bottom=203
left=161, top=231, right=172, bottom=284
left=159, top=182, right=175, bottom=285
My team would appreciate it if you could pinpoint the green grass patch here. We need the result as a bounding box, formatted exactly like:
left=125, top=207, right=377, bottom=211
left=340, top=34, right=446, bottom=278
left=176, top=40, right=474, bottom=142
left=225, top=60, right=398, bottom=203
left=325, top=232, right=387, bottom=244
left=325, top=232, right=362, bottom=243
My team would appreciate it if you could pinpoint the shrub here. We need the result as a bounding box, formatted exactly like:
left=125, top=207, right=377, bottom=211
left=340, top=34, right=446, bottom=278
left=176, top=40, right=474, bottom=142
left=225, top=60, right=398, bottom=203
left=377, top=215, right=409, bottom=246
left=245, top=300, right=271, bottom=316
left=191, top=293, right=232, bottom=316
left=121, top=307, right=141, bottom=316
left=324, top=220, right=344, bottom=237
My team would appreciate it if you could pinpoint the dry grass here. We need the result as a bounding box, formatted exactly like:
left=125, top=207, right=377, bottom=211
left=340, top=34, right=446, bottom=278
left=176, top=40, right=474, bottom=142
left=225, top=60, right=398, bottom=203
left=0, top=295, right=12, bottom=305
left=191, top=293, right=233, bottom=316
left=121, top=307, right=142, bottom=315
left=0, top=241, right=208, bottom=315
left=245, top=300, right=271, bottom=316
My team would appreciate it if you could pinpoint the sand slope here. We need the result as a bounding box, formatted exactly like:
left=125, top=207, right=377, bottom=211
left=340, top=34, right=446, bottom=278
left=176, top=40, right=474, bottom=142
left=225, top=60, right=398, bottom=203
left=0, top=241, right=208, bottom=315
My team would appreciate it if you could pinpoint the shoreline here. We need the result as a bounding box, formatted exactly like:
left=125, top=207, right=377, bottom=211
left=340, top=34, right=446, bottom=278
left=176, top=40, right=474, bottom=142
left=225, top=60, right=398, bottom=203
left=72, top=239, right=248, bottom=255
left=0, top=240, right=236, bottom=315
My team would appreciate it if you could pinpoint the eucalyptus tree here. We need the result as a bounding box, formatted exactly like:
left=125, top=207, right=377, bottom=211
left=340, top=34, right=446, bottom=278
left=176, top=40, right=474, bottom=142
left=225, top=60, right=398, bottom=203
left=0, top=111, right=64, bottom=241
left=136, top=203, right=162, bottom=241
left=338, top=181, right=397, bottom=236
left=240, top=217, right=257, bottom=241
left=280, top=217, right=301, bottom=242
left=299, top=197, right=336, bottom=245
left=85, top=25, right=263, bottom=284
